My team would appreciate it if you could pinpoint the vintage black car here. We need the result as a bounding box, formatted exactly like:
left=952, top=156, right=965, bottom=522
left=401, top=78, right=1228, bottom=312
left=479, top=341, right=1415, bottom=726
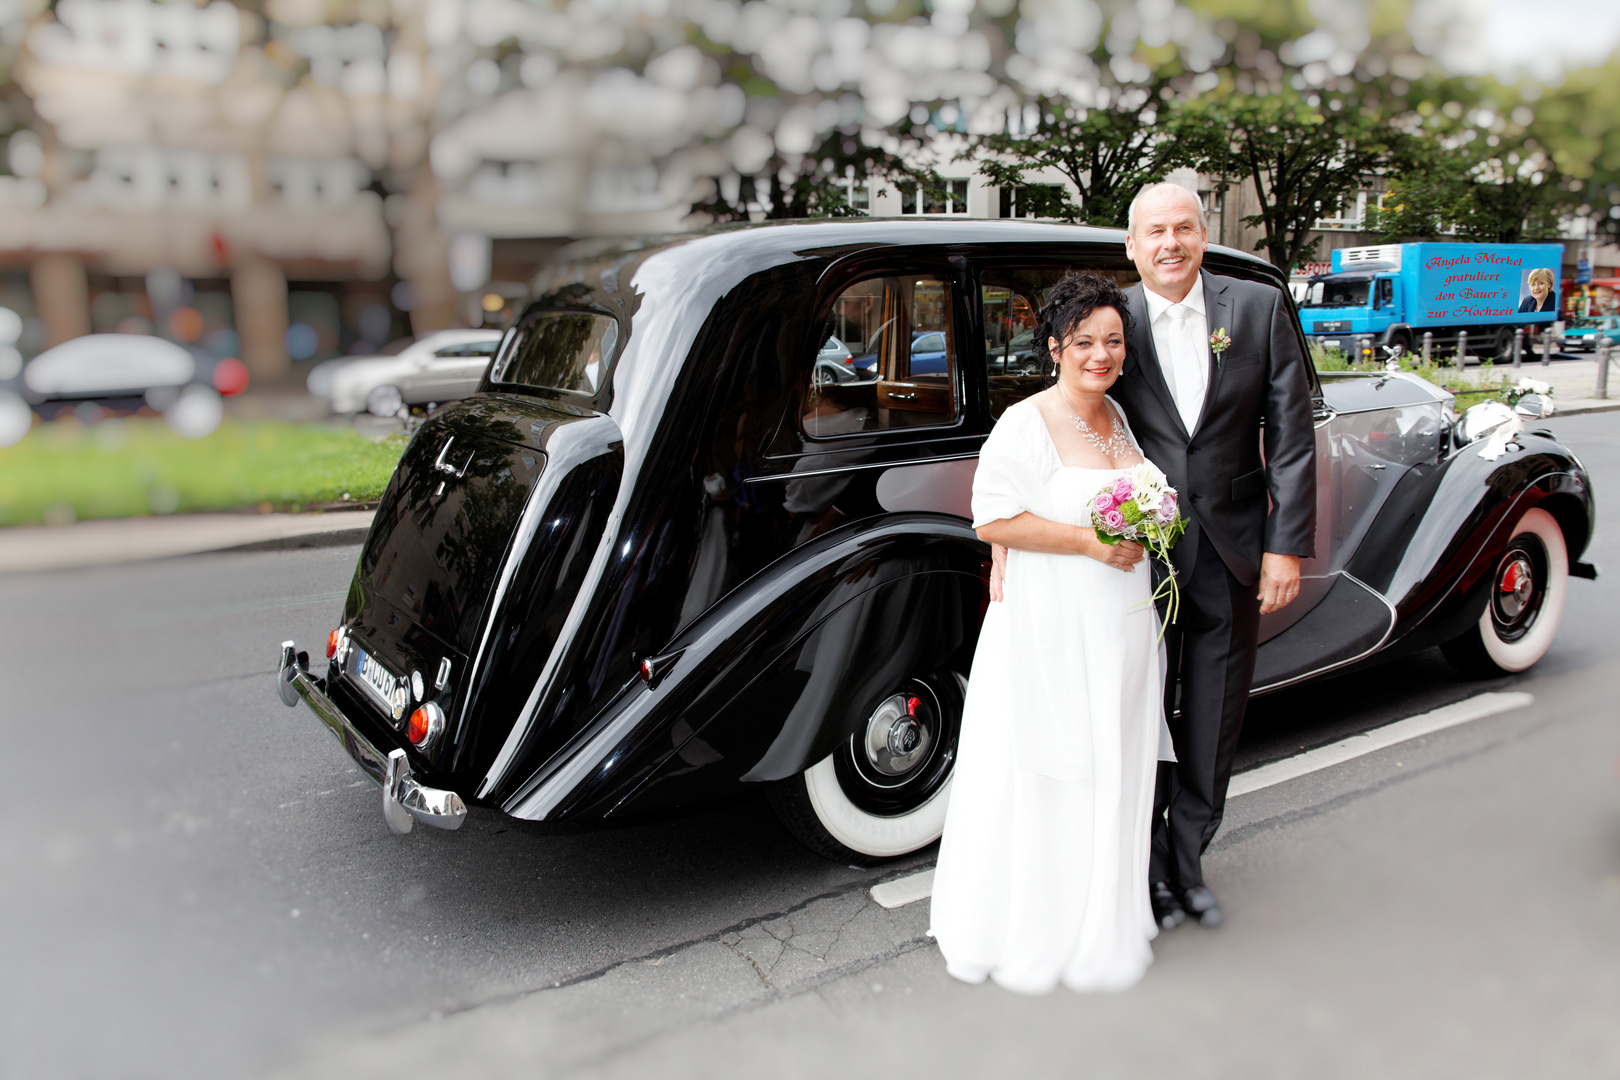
left=276, top=219, right=1597, bottom=861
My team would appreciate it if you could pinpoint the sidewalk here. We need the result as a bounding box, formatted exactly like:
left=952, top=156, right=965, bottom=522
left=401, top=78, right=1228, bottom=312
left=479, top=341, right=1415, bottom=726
left=1443, top=354, right=1620, bottom=415
left=0, top=508, right=375, bottom=575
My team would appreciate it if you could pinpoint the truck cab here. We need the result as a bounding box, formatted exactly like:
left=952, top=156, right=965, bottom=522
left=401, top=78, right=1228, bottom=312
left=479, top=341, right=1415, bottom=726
left=1300, top=262, right=1405, bottom=357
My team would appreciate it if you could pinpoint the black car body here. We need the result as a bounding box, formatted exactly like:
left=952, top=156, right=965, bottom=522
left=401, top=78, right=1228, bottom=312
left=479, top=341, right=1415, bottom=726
left=277, top=219, right=1597, bottom=860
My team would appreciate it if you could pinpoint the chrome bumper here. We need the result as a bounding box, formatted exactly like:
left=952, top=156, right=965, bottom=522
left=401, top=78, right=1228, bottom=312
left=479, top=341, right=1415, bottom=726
left=276, top=641, right=467, bottom=834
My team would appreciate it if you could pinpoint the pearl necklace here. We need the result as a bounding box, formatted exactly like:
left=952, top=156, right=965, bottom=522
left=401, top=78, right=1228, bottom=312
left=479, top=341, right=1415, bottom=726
left=1058, top=386, right=1133, bottom=459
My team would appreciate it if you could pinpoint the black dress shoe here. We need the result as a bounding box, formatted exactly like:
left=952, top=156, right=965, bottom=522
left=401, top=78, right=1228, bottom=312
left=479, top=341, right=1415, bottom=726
left=1150, top=880, right=1186, bottom=930
left=1181, top=885, right=1223, bottom=928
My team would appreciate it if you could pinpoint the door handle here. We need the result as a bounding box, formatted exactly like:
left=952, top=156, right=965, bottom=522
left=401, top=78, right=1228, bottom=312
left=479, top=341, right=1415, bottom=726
left=889, top=391, right=916, bottom=401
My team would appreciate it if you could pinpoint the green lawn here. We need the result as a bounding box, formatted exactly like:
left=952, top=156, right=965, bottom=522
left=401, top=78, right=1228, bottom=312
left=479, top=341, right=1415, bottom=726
left=0, top=418, right=407, bottom=526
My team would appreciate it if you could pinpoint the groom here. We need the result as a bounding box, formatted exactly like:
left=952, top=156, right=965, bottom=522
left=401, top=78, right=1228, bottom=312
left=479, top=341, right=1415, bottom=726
left=1112, top=182, right=1317, bottom=929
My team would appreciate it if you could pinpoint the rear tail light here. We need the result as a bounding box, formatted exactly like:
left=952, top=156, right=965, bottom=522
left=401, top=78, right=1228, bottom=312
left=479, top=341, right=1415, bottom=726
left=326, top=629, right=342, bottom=658
left=407, top=702, right=445, bottom=749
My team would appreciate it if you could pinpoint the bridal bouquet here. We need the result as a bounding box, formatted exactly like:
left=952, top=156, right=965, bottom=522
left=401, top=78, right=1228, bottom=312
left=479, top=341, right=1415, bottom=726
left=1090, top=462, right=1189, bottom=631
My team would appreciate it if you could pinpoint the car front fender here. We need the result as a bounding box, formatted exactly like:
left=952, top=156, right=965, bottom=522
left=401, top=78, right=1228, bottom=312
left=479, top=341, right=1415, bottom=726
left=1346, top=430, right=1594, bottom=642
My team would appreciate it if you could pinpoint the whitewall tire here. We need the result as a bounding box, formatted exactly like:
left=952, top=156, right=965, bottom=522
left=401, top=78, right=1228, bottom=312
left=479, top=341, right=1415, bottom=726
left=1442, top=507, right=1568, bottom=676
left=768, top=671, right=963, bottom=864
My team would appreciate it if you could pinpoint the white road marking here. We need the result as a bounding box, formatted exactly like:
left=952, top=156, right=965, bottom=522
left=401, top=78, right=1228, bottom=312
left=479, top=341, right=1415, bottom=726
left=870, top=868, right=934, bottom=910
left=867, top=691, right=1535, bottom=909
left=1224, top=691, right=1533, bottom=798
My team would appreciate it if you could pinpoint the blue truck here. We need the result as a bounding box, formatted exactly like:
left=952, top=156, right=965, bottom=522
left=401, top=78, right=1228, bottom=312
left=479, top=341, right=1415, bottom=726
left=1297, top=242, right=1565, bottom=361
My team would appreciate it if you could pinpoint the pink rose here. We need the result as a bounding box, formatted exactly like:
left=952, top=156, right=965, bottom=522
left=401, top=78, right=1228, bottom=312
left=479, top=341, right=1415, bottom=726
left=1091, top=492, right=1115, bottom=513
left=1102, top=509, right=1126, bottom=531
left=1159, top=493, right=1178, bottom=517
left=1112, top=478, right=1134, bottom=501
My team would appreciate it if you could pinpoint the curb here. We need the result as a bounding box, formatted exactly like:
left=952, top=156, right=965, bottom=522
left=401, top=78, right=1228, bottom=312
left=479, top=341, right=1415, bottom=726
left=0, top=510, right=376, bottom=575
left=1548, top=400, right=1620, bottom=416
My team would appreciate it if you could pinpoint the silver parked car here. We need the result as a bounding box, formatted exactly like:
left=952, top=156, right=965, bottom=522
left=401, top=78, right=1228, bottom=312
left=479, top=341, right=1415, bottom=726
left=324, top=329, right=506, bottom=416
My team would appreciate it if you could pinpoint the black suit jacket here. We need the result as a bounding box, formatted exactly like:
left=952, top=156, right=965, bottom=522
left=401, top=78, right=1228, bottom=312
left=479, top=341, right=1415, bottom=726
left=1112, top=272, right=1317, bottom=587
left=1519, top=294, right=1555, bottom=313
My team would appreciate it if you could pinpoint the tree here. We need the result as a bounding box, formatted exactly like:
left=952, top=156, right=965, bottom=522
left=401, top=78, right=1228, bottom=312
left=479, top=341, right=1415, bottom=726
left=963, top=85, right=1186, bottom=228
left=1370, top=126, right=1573, bottom=243
left=1170, top=87, right=1405, bottom=270
left=690, top=130, right=937, bottom=223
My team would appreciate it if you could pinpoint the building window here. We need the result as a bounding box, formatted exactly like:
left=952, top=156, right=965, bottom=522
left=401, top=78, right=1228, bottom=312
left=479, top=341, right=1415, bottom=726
left=836, top=169, right=871, bottom=212
left=899, top=179, right=968, bottom=215
left=998, top=183, right=1065, bottom=219
left=1316, top=190, right=1373, bottom=230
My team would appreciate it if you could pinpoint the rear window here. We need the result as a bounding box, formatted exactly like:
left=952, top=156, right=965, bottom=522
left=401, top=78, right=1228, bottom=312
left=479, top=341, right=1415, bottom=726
left=489, top=311, right=619, bottom=395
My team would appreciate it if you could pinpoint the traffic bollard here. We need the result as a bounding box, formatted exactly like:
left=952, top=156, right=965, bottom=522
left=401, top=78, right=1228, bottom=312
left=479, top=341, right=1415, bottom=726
left=1513, top=328, right=1523, bottom=370
left=1457, top=330, right=1468, bottom=370
left=1422, top=331, right=1433, bottom=364
left=1542, top=329, right=1552, bottom=367
left=1599, top=337, right=1613, bottom=400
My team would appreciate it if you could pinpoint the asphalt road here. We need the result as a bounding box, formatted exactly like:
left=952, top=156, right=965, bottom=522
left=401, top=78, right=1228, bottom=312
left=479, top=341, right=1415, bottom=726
left=3, top=411, right=1618, bottom=1080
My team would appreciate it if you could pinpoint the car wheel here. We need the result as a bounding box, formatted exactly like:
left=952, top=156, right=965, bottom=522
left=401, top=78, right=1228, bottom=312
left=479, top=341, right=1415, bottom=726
left=767, top=671, right=963, bottom=864
left=1441, top=507, right=1568, bottom=676
left=366, top=384, right=404, bottom=417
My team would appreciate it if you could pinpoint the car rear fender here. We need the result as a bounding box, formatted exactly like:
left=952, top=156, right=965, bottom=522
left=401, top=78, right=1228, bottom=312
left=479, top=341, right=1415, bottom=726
left=498, top=513, right=988, bottom=822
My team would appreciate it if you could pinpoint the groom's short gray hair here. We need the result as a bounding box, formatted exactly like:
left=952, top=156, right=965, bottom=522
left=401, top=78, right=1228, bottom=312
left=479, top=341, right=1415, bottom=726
left=1127, top=182, right=1208, bottom=235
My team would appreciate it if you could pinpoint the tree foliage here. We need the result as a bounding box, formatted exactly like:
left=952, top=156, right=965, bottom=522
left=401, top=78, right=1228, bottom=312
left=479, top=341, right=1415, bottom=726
left=1370, top=127, right=1572, bottom=244
left=1169, top=86, right=1406, bottom=270
left=963, top=85, right=1185, bottom=228
left=690, top=131, right=937, bottom=223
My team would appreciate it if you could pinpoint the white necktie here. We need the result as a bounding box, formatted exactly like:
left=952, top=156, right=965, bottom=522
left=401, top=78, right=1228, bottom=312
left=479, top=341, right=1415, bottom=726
left=1165, top=304, right=1206, bottom=432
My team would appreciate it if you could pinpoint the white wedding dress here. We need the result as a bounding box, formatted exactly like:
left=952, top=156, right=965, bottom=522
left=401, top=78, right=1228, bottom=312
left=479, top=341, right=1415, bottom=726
left=928, top=396, right=1169, bottom=995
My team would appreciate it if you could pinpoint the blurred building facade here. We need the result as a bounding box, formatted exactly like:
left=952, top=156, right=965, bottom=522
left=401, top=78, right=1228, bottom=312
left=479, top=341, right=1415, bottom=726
left=0, top=0, right=1611, bottom=384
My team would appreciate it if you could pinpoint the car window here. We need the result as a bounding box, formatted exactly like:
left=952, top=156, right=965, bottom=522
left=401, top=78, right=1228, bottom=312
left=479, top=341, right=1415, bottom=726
left=804, top=274, right=959, bottom=438
left=433, top=344, right=467, bottom=357
left=982, top=284, right=1043, bottom=416
left=979, top=266, right=1140, bottom=418
left=489, top=311, right=619, bottom=396
left=465, top=340, right=500, bottom=357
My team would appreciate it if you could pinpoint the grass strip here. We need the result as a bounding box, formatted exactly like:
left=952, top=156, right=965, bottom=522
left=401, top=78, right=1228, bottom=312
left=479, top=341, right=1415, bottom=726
left=0, top=418, right=407, bottom=526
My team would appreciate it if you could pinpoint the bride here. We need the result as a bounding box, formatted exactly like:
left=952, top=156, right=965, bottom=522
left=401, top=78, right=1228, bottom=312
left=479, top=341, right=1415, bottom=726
left=928, top=271, right=1171, bottom=994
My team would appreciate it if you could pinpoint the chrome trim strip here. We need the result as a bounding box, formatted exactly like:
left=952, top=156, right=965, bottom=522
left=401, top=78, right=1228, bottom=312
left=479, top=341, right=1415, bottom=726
left=1250, top=571, right=1398, bottom=696
left=742, top=451, right=981, bottom=485
left=276, top=645, right=466, bottom=833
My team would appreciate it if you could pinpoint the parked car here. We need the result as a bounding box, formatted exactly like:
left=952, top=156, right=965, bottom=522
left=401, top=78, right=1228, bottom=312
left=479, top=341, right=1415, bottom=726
left=325, top=329, right=505, bottom=416
left=1561, top=315, right=1620, bottom=352
left=11, top=333, right=247, bottom=437
left=277, top=219, right=1597, bottom=865
left=812, top=336, right=860, bottom=385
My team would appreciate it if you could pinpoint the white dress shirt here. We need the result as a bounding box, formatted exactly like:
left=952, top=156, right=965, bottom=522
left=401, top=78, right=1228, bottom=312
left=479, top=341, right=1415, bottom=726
left=1143, top=282, right=1210, bottom=433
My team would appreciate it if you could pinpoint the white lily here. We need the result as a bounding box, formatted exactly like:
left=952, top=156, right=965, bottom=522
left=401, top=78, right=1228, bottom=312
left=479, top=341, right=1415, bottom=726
left=1129, top=462, right=1166, bottom=511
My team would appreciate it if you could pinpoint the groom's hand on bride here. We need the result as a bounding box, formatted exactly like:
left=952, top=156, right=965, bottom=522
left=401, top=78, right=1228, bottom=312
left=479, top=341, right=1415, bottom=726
left=1258, top=553, right=1302, bottom=614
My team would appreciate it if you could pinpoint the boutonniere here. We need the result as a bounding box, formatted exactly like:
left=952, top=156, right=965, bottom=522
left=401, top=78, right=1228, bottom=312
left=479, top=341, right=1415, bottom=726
left=1209, top=327, right=1231, bottom=365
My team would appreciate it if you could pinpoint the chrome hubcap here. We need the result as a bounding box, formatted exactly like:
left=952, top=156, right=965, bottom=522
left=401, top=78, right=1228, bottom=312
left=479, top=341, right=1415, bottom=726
left=864, top=693, right=933, bottom=777
left=1497, top=555, right=1535, bottom=621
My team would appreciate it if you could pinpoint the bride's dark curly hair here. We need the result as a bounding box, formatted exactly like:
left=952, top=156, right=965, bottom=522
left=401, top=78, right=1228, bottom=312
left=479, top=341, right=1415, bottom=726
left=1035, top=271, right=1134, bottom=385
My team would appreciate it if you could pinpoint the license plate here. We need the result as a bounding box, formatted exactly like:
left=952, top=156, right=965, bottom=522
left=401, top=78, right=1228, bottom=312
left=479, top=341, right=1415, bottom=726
left=352, top=647, right=408, bottom=722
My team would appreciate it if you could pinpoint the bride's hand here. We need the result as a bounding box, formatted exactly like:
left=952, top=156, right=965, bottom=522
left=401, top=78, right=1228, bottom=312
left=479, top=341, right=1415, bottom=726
left=1086, top=534, right=1145, bottom=571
